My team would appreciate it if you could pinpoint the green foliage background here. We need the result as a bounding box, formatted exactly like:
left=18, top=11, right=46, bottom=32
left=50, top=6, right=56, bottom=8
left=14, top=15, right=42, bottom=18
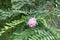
left=0, top=0, right=60, bottom=40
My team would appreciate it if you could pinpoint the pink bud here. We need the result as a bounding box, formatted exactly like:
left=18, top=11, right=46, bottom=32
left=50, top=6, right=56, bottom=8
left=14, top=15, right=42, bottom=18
left=28, top=18, right=37, bottom=27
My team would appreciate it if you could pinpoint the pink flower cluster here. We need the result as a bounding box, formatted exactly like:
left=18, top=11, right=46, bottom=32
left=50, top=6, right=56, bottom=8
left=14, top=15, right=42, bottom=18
left=28, top=18, right=37, bottom=27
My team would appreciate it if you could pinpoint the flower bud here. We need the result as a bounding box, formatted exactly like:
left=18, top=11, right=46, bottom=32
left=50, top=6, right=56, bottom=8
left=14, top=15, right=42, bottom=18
left=28, top=18, right=37, bottom=27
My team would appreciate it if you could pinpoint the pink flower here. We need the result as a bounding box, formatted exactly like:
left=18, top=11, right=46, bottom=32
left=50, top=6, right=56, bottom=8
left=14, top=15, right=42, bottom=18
left=28, top=18, right=37, bottom=27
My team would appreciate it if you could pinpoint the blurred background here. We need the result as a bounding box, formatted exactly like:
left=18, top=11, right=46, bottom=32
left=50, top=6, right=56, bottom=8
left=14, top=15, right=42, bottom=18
left=0, top=0, right=60, bottom=32
left=0, top=0, right=60, bottom=40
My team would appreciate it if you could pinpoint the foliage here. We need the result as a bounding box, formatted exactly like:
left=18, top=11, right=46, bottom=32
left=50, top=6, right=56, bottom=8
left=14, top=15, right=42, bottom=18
left=0, top=0, right=60, bottom=40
